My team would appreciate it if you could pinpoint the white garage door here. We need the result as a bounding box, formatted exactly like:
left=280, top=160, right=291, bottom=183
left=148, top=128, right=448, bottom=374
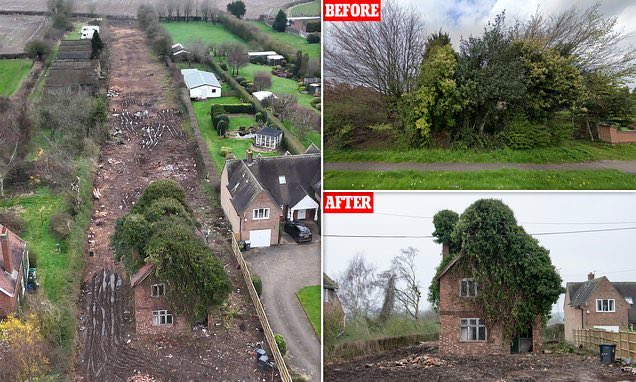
left=249, top=229, right=271, bottom=248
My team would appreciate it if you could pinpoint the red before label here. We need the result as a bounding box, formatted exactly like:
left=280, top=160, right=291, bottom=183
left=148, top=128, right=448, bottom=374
left=323, top=0, right=382, bottom=22
left=323, top=192, right=374, bottom=213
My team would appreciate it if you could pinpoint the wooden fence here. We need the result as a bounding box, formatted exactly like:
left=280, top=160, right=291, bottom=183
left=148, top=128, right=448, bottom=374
left=230, top=235, right=292, bottom=382
left=574, top=328, right=636, bottom=359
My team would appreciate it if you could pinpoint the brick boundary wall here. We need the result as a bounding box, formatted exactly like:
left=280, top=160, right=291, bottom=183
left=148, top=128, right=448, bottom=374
left=598, top=126, right=636, bottom=144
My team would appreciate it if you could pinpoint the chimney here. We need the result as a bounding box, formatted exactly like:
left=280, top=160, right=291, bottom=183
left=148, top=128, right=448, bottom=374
left=1, top=226, right=10, bottom=273
left=588, top=272, right=595, bottom=281
left=246, top=149, right=253, bottom=164
left=442, top=243, right=449, bottom=259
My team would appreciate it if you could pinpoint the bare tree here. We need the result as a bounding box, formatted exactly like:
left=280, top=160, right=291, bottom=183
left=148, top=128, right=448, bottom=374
left=289, top=106, right=320, bottom=142
left=325, top=1, right=426, bottom=103
left=183, top=0, right=194, bottom=21
left=186, top=39, right=210, bottom=63
left=87, top=0, right=97, bottom=16
left=199, top=0, right=209, bottom=22
left=270, top=94, right=297, bottom=120
left=391, top=247, right=423, bottom=320
left=519, top=3, right=636, bottom=80
left=0, top=122, right=19, bottom=198
left=226, top=44, right=248, bottom=75
left=337, top=255, right=379, bottom=318
left=253, top=71, right=272, bottom=91
left=166, top=0, right=175, bottom=20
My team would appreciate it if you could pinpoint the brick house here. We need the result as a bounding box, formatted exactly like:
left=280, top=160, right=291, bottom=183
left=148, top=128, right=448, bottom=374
left=130, top=263, right=189, bottom=335
left=0, top=225, right=29, bottom=318
left=563, top=273, right=636, bottom=343
left=323, top=273, right=345, bottom=330
left=220, top=149, right=321, bottom=248
left=436, top=244, right=542, bottom=356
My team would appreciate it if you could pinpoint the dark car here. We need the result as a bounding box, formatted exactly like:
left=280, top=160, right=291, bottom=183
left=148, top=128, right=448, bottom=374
left=284, top=221, right=312, bottom=243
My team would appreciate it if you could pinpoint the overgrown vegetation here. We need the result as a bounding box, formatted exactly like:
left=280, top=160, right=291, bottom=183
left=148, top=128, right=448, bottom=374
left=111, top=179, right=232, bottom=321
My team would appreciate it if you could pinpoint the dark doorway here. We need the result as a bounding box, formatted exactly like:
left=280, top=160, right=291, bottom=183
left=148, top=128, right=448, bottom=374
left=511, top=327, right=533, bottom=353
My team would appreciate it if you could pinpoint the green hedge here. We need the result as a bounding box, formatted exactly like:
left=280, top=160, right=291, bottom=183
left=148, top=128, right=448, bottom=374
left=210, top=103, right=254, bottom=115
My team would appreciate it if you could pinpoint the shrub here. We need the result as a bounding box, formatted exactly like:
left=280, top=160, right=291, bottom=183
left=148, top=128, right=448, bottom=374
left=144, top=197, right=194, bottom=227
left=275, top=333, right=287, bottom=356
left=500, top=117, right=553, bottom=149
left=306, top=34, right=320, bottom=44
left=220, top=62, right=229, bottom=71
left=306, top=22, right=321, bottom=33
left=213, top=114, right=230, bottom=130
left=251, top=274, right=263, bottom=296
left=27, top=248, right=38, bottom=268
left=211, top=104, right=226, bottom=118
left=217, top=120, right=228, bottom=136
left=0, top=210, right=25, bottom=235
left=309, top=97, right=320, bottom=106
left=220, top=146, right=233, bottom=157
left=132, top=179, right=190, bottom=215
left=217, top=103, right=254, bottom=114
left=255, top=111, right=267, bottom=123
left=50, top=212, right=73, bottom=241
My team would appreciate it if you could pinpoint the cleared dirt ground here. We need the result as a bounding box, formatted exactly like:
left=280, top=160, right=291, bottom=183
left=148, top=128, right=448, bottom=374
left=325, top=342, right=636, bottom=382
left=75, top=24, right=277, bottom=382
left=0, top=0, right=292, bottom=19
left=0, top=14, right=48, bottom=54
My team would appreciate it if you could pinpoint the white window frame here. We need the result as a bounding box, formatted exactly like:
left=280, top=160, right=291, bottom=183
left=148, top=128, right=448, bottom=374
left=152, top=310, right=174, bottom=326
left=460, top=318, right=487, bottom=342
left=459, top=278, right=479, bottom=297
left=323, top=288, right=329, bottom=303
left=596, top=299, right=616, bottom=312
left=253, top=208, right=270, bottom=220
left=151, top=283, right=165, bottom=297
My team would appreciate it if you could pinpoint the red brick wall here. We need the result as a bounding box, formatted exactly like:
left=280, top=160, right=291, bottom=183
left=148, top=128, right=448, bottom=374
left=598, top=126, right=636, bottom=144
left=0, top=293, right=17, bottom=317
left=240, top=191, right=282, bottom=245
left=583, top=278, right=630, bottom=329
left=134, top=276, right=189, bottom=335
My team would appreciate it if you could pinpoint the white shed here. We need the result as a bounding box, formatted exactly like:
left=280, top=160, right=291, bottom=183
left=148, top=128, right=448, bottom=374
left=181, top=69, right=222, bottom=100
left=255, top=127, right=283, bottom=149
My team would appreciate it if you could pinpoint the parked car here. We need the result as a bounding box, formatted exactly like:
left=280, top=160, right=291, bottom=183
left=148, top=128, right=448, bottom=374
left=284, top=221, right=312, bottom=243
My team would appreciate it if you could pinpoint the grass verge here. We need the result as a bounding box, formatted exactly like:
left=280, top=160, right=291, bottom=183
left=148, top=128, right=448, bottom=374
left=325, top=141, right=636, bottom=164
left=297, top=285, right=321, bottom=337
left=324, top=169, right=636, bottom=190
left=0, top=59, right=32, bottom=96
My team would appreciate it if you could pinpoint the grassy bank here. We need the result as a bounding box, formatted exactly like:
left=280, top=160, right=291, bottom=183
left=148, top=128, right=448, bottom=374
left=297, top=285, right=321, bottom=337
left=162, top=21, right=250, bottom=48
left=287, top=0, right=321, bottom=16
left=0, top=59, right=32, bottom=96
left=325, top=141, right=636, bottom=164
left=324, top=169, right=636, bottom=190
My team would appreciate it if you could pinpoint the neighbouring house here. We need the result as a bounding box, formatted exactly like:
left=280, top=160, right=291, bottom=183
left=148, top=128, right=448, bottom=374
left=130, top=262, right=189, bottom=335
left=323, top=273, right=345, bottom=329
left=563, top=272, right=636, bottom=342
left=436, top=244, right=543, bottom=355
left=287, top=16, right=321, bottom=33
left=0, top=225, right=29, bottom=318
left=248, top=51, right=278, bottom=64
left=255, top=127, right=283, bottom=149
left=220, top=149, right=321, bottom=248
left=181, top=69, right=222, bottom=100
left=267, top=54, right=285, bottom=66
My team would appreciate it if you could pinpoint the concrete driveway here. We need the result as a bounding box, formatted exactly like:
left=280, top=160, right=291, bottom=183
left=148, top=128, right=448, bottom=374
left=246, top=231, right=321, bottom=381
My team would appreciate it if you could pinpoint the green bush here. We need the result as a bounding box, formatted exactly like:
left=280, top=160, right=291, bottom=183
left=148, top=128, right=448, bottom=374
left=220, top=62, right=229, bottom=71
left=217, top=120, right=228, bottom=136
left=132, top=179, right=190, bottom=215
left=306, top=22, right=321, bottom=33
left=216, top=103, right=254, bottom=114
left=211, top=104, right=226, bottom=119
left=251, top=274, right=263, bottom=296
left=220, top=146, right=233, bottom=157
left=255, top=111, right=267, bottom=123
left=309, top=97, right=320, bottom=106
left=275, top=333, right=287, bottom=356
left=49, top=212, right=73, bottom=241
left=144, top=197, right=194, bottom=227
left=213, top=114, right=230, bottom=130
left=306, top=34, right=320, bottom=44
left=500, top=117, right=554, bottom=149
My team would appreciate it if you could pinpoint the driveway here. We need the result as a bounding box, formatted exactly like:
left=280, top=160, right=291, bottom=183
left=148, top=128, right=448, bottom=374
left=246, top=232, right=321, bottom=381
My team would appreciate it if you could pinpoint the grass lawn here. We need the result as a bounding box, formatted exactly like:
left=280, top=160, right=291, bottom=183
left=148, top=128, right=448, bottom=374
left=284, top=120, right=321, bottom=148
left=0, top=189, right=66, bottom=302
left=237, top=63, right=316, bottom=109
left=297, top=285, right=321, bottom=337
left=324, top=169, right=636, bottom=190
left=162, top=21, right=251, bottom=48
left=287, top=0, right=321, bottom=16
left=325, top=141, right=636, bottom=164
left=0, top=59, right=32, bottom=96
left=249, top=21, right=321, bottom=60
left=192, top=99, right=277, bottom=170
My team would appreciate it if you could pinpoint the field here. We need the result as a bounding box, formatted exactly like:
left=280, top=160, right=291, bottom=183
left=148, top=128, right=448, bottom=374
left=0, top=59, right=32, bottom=96
left=0, top=14, right=48, bottom=55
left=297, top=285, right=321, bottom=336
left=162, top=22, right=251, bottom=48
left=324, top=169, right=636, bottom=190
left=325, top=342, right=636, bottom=382
left=287, top=0, right=321, bottom=16
left=250, top=21, right=321, bottom=59
left=0, top=0, right=289, bottom=18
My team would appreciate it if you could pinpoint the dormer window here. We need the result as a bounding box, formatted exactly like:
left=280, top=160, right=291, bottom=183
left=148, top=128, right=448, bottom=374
left=460, top=278, right=479, bottom=297
left=596, top=299, right=615, bottom=312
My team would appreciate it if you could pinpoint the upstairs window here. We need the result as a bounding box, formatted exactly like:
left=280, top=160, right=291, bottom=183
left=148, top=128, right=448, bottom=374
left=596, top=299, right=615, bottom=312
left=460, top=278, right=479, bottom=297
left=460, top=318, right=487, bottom=341
left=151, top=283, right=165, bottom=297
left=253, top=208, right=270, bottom=220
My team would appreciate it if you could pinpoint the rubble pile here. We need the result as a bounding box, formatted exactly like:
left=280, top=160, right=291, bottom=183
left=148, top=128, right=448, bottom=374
left=366, top=353, right=450, bottom=370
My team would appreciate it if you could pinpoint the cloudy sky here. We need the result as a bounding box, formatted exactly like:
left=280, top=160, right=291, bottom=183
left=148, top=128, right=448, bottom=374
left=323, top=192, right=636, bottom=315
left=395, top=0, right=636, bottom=48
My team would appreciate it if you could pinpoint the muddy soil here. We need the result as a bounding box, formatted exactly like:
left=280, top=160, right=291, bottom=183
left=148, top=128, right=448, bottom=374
left=75, top=25, right=275, bottom=382
left=325, top=342, right=636, bottom=382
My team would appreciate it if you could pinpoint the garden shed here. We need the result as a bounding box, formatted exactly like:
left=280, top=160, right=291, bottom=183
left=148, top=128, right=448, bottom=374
left=255, top=127, right=283, bottom=149
left=181, top=69, right=221, bottom=100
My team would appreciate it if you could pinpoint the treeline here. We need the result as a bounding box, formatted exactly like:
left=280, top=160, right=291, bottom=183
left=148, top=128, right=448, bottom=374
left=325, top=3, right=636, bottom=150
left=138, top=5, right=174, bottom=58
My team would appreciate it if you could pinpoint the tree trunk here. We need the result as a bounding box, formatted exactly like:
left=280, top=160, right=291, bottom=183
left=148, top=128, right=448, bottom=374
left=586, top=120, right=594, bottom=142
left=0, top=178, right=4, bottom=198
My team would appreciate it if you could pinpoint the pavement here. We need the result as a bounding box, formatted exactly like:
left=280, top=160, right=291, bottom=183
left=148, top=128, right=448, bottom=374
left=246, top=229, right=321, bottom=381
left=324, top=160, right=636, bottom=174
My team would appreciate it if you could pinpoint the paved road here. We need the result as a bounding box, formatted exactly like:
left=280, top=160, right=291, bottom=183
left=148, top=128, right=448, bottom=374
left=325, top=160, right=636, bottom=174
left=246, top=235, right=321, bottom=381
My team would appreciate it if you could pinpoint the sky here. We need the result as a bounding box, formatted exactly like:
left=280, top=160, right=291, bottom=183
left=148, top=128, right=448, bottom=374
left=323, top=192, right=636, bottom=316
